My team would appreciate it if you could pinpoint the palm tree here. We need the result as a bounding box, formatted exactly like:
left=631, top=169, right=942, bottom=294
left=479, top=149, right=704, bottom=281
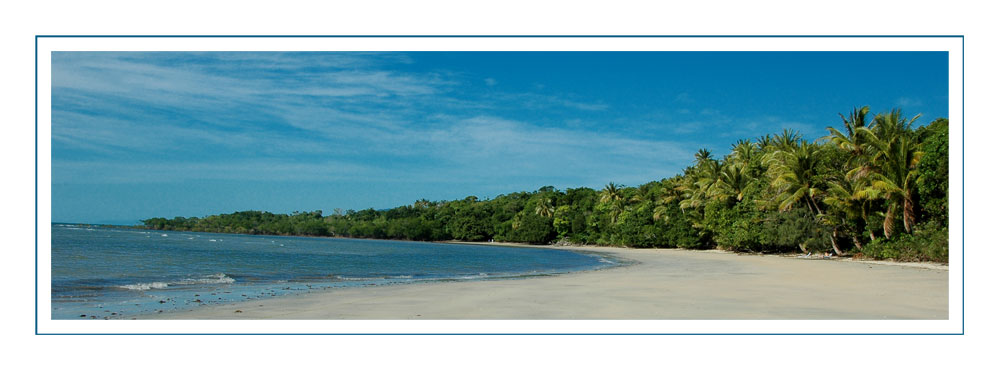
left=767, top=140, right=845, bottom=254
left=676, top=173, right=703, bottom=211
left=824, top=106, right=873, bottom=164
left=773, top=129, right=803, bottom=153
left=853, top=109, right=923, bottom=238
left=766, top=141, right=826, bottom=215
left=708, top=161, right=750, bottom=202
left=755, top=134, right=775, bottom=152
left=600, top=182, right=627, bottom=224
left=674, top=151, right=724, bottom=237
left=730, top=139, right=757, bottom=168
left=653, top=177, right=684, bottom=223
left=823, top=173, right=873, bottom=251
left=678, top=161, right=719, bottom=211
left=599, top=182, right=623, bottom=204
left=676, top=145, right=723, bottom=214
left=694, top=148, right=714, bottom=166
left=534, top=198, right=555, bottom=218
left=821, top=106, right=882, bottom=243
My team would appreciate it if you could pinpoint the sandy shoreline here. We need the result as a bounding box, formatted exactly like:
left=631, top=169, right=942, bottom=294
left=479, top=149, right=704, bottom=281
left=145, top=243, right=948, bottom=320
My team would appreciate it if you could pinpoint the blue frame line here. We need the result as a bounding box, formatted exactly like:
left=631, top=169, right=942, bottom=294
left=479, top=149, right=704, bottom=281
left=35, top=35, right=963, bottom=38
left=29, top=332, right=967, bottom=336
left=34, top=36, right=39, bottom=335
left=34, top=35, right=965, bottom=336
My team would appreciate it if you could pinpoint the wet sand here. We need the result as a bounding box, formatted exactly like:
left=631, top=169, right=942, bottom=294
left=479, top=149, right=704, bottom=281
left=148, top=245, right=948, bottom=320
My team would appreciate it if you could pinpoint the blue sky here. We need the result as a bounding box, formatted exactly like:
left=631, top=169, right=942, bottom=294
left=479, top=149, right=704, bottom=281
left=51, top=51, right=948, bottom=224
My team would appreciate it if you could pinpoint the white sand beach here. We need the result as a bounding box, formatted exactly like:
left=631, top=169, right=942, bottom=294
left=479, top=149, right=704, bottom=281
left=148, top=244, right=948, bottom=320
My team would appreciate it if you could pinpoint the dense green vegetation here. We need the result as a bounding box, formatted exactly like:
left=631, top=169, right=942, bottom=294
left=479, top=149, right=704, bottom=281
left=143, top=107, right=949, bottom=262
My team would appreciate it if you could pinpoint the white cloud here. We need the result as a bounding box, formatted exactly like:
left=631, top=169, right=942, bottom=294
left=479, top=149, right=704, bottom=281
left=895, top=97, right=924, bottom=107
left=49, top=52, right=743, bottom=192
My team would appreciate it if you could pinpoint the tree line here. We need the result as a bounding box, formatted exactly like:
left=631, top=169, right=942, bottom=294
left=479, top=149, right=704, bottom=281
left=143, top=107, right=949, bottom=262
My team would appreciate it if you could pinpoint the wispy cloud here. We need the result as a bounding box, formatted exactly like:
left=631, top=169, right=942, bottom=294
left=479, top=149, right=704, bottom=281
left=414, top=116, right=694, bottom=186
left=52, top=159, right=394, bottom=185
left=50, top=52, right=837, bottom=196
left=674, top=92, right=693, bottom=103
left=895, top=97, right=924, bottom=107
left=51, top=52, right=691, bottom=191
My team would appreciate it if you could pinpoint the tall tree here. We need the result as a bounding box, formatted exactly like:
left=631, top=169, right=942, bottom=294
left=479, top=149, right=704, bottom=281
left=853, top=109, right=923, bottom=238
left=600, top=182, right=627, bottom=224
left=823, top=173, right=874, bottom=251
left=766, top=141, right=827, bottom=215
left=653, top=177, right=684, bottom=223
left=708, top=161, right=750, bottom=202
left=825, top=106, right=874, bottom=168
left=534, top=197, right=555, bottom=218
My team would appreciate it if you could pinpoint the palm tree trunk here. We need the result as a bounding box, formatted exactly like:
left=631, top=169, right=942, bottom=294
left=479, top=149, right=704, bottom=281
left=802, top=194, right=821, bottom=216
left=883, top=205, right=896, bottom=239
left=799, top=196, right=816, bottom=214
left=852, top=235, right=864, bottom=250
left=829, top=228, right=843, bottom=256
left=862, top=202, right=877, bottom=242
left=809, top=195, right=823, bottom=215
left=903, top=193, right=915, bottom=234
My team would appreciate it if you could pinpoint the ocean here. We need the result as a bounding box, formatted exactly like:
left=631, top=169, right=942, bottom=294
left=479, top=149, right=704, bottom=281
left=50, top=224, right=618, bottom=319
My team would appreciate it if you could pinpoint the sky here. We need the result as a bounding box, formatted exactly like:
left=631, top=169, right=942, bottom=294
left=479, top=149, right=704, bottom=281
left=50, top=51, right=949, bottom=225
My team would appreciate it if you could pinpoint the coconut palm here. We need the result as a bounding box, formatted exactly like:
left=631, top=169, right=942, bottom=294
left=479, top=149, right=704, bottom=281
left=823, top=173, right=873, bottom=251
left=766, top=140, right=846, bottom=254
left=755, top=134, right=775, bottom=152
left=708, top=161, right=750, bottom=203
left=534, top=197, right=555, bottom=218
left=852, top=110, right=923, bottom=238
left=824, top=106, right=873, bottom=164
left=773, top=129, right=803, bottom=153
left=599, top=182, right=623, bottom=204
left=653, top=177, right=685, bottom=223
left=676, top=173, right=703, bottom=211
left=600, top=182, right=627, bottom=224
left=694, top=148, right=714, bottom=166
left=730, top=139, right=757, bottom=168
left=766, top=140, right=826, bottom=215
left=678, top=157, right=721, bottom=212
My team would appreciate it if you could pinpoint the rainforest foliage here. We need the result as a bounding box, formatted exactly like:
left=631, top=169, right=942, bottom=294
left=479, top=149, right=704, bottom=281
left=143, top=107, right=950, bottom=262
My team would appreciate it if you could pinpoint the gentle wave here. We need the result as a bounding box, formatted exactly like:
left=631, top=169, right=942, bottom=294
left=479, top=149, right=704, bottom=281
left=456, top=272, right=491, bottom=280
left=117, top=273, right=235, bottom=291
left=178, top=273, right=236, bottom=285
left=334, top=275, right=370, bottom=281
left=119, top=282, right=170, bottom=290
left=334, top=274, right=415, bottom=281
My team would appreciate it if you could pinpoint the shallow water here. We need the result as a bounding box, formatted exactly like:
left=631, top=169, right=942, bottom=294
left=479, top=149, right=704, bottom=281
left=50, top=224, right=617, bottom=319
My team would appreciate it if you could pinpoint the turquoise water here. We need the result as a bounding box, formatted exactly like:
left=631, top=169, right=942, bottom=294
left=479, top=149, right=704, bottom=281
left=51, top=224, right=618, bottom=319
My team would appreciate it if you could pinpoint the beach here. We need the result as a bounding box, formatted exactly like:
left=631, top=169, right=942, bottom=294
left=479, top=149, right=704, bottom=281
left=146, top=244, right=948, bottom=320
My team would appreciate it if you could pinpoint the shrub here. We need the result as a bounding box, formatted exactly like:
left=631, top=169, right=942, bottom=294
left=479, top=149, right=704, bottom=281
left=856, top=222, right=948, bottom=262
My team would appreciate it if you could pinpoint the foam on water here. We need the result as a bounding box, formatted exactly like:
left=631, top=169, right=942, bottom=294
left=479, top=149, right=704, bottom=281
left=181, top=273, right=236, bottom=285
left=118, top=282, right=170, bottom=290
left=336, top=275, right=375, bottom=281
left=116, top=273, right=236, bottom=291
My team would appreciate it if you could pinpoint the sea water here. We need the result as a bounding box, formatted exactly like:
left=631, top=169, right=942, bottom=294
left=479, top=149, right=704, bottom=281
left=50, top=224, right=618, bottom=319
